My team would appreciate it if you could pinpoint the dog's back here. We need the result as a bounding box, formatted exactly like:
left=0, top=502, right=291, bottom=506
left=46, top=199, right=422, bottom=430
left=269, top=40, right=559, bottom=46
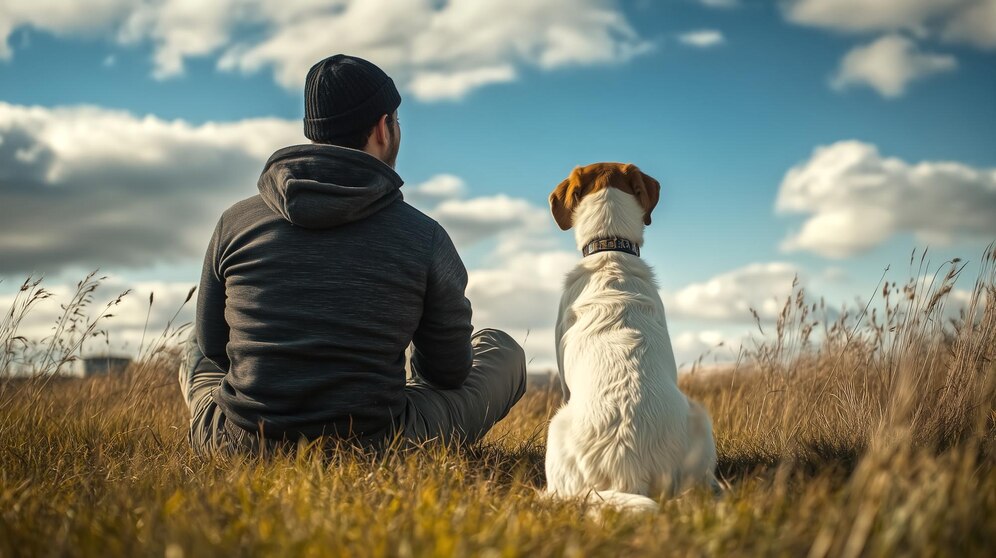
left=556, top=253, right=695, bottom=497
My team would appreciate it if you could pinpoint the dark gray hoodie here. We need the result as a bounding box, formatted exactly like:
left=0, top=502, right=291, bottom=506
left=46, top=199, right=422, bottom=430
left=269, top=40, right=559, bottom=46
left=196, top=144, right=473, bottom=441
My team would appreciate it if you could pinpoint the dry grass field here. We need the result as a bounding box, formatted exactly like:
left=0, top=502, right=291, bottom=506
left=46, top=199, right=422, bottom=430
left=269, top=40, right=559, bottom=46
left=2, top=248, right=995, bottom=557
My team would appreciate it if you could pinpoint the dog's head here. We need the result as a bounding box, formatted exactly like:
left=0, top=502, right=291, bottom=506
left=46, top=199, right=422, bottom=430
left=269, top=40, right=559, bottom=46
left=548, top=162, right=660, bottom=231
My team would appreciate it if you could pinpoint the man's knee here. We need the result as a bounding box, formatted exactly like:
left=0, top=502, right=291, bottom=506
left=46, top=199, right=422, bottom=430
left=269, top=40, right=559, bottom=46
left=473, top=328, right=526, bottom=394
left=474, top=327, right=519, bottom=352
left=475, top=327, right=524, bottom=361
left=179, top=329, right=226, bottom=412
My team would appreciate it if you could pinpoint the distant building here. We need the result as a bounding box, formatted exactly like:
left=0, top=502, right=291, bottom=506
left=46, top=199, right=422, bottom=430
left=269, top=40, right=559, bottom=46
left=81, top=355, right=132, bottom=377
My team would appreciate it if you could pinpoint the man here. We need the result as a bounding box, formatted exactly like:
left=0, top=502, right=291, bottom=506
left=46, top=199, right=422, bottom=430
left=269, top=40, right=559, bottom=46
left=179, top=54, right=526, bottom=455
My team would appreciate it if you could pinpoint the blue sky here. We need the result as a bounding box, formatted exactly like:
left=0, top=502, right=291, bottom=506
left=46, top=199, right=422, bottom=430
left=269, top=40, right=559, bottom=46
left=1, top=0, right=994, bottom=370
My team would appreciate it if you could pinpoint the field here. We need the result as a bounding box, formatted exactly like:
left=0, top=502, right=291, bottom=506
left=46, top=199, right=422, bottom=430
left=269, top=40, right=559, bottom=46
left=1, top=249, right=995, bottom=557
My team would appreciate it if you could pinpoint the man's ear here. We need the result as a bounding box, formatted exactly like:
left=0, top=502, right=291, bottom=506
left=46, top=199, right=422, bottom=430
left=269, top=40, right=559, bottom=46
left=624, top=164, right=661, bottom=225
left=372, top=114, right=391, bottom=147
left=549, top=177, right=574, bottom=231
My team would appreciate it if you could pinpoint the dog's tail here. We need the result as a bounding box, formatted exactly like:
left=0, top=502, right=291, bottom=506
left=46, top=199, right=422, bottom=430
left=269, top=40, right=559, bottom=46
left=586, top=490, right=659, bottom=513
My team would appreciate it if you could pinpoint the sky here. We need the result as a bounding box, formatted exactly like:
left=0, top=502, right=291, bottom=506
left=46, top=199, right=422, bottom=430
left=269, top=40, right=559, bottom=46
left=1, top=0, right=994, bottom=373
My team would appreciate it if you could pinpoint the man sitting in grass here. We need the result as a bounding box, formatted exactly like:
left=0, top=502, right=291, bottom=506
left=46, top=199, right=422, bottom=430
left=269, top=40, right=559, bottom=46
left=179, top=54, right=526, bottom=455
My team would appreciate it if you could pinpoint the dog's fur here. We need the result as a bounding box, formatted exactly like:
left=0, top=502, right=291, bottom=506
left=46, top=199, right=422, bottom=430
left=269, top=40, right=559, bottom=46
left=545, top=163, right=718, bottom=512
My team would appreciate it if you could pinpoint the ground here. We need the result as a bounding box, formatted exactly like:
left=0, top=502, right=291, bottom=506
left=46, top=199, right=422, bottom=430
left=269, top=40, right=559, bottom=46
left=1, top=257, right=994, bottom=557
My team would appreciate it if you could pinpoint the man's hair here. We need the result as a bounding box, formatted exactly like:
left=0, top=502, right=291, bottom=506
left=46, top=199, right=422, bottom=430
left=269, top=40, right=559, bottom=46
left=321, top=113, right=394, bottom=150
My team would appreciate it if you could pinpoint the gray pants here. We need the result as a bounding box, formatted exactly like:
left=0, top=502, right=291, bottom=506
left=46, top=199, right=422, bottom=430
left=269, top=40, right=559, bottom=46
left=179, top=329, right=527, bottom=455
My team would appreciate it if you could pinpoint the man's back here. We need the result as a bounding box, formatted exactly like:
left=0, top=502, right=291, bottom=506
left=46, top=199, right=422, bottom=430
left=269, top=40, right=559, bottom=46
left=196, top=144, right=473, bottom=441
left=182, top=54, right=524, bottom=456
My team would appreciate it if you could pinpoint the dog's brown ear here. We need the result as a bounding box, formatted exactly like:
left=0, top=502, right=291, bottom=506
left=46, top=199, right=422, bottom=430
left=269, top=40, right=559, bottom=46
left=549, top=168, right=582, bottom=230
left=549, top=178, right=574, bottom=230
left=624, top=164, right=661, bottom=225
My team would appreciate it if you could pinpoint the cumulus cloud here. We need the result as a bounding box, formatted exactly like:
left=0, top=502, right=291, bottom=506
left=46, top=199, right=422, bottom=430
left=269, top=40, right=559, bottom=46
left=0, top=102, right=302, bottom=275
left=119, top=0, right=243, bottom=80
left=782, top=0, right=996, bottom=49
left=0, top=0, right=652, bottom=101
left=662, top=262, right=803, bottom=323
left=409, top=66, right=517, bottom=102
left=432, top=195, right=551, bottom=249
left=224, top=0, right=655, bottom=100
left=831, top=34, right=956, bottom=97
left=404, top=174, right=556, bottom=252
left=403, top=174, right=467, bottom=208
left=940, top=0, right=996, bottom=48
left=0, top=0, right=133, bottom=59
left=467, top=250, right=576, bottom=330
left=777, top=140, right=996, bottom=258
left=677, top=30, right=726, bottom=48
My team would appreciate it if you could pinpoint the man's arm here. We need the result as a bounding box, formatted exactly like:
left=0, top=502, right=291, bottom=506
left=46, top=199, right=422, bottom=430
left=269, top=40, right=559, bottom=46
left=196, top=217, right=231, bottom=371
left=411, top=226, right=473, bottom=389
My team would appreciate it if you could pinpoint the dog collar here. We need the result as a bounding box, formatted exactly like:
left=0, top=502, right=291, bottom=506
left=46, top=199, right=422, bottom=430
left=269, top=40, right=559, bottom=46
left=582, top=238, right=640, bottom=258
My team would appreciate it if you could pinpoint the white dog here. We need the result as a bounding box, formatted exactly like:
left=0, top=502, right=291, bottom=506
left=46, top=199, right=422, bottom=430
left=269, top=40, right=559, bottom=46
left=545, top=163, right=718, bottom=512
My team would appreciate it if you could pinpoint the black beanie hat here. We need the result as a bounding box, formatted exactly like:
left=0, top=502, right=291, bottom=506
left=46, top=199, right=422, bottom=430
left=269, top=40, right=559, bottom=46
left=303, top=54, right=402, bottom=142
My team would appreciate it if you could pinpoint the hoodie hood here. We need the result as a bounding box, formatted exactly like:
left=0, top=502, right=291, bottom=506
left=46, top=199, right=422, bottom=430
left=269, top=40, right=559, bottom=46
left=257, top=144, right=404, bottom=229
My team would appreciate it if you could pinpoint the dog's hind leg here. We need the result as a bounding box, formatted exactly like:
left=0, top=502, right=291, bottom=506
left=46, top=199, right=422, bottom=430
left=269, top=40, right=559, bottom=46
left=545, top=410, right=586, bottom=496
left=681, top=399, right=720, bottom=494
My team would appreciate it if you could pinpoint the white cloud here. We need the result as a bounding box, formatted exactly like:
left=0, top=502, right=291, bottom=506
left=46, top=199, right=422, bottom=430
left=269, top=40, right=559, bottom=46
left=121, top=0, right=243, bottom=80
left=0, top=0, right=652, bottom=101
left=777, top=140, right=996, bottom=258
left=404, top=174, right=467, bottom=207
left=432, top=195, right=551, bottom=248
left=0, top=102, right=302, bottom=275
left=941, top=0, right=996, bottom=48
left=662, top=262, right=802, bottom=323
left=409, top=66, right=517, bottom=102
left=831, top=34, right=956, bottom=97
left=467, top=250, right=576, bottom=330
left=677, top=29, right=726, bottom=48
left=782, top=0, right=996, bottom=49
left=232, top=0, right=654, bottom=100
left=0, top=0, right=134, bottom=59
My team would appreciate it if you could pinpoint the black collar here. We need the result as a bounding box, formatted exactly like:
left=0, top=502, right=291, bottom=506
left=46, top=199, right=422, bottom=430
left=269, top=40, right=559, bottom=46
left=582, top=237, right=640, bottom=258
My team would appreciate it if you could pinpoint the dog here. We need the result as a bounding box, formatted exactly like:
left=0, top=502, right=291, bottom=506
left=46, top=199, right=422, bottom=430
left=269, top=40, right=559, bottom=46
left=544, top=162, right=719, bottom=512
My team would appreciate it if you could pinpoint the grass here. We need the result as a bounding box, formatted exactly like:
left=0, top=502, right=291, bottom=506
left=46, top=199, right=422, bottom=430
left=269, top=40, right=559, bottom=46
left=1, top=247, right=995, bottom=557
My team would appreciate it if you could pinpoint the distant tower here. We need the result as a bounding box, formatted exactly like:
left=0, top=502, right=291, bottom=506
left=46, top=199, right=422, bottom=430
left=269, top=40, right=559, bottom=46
left=81, top=355, right=131, bottom=377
